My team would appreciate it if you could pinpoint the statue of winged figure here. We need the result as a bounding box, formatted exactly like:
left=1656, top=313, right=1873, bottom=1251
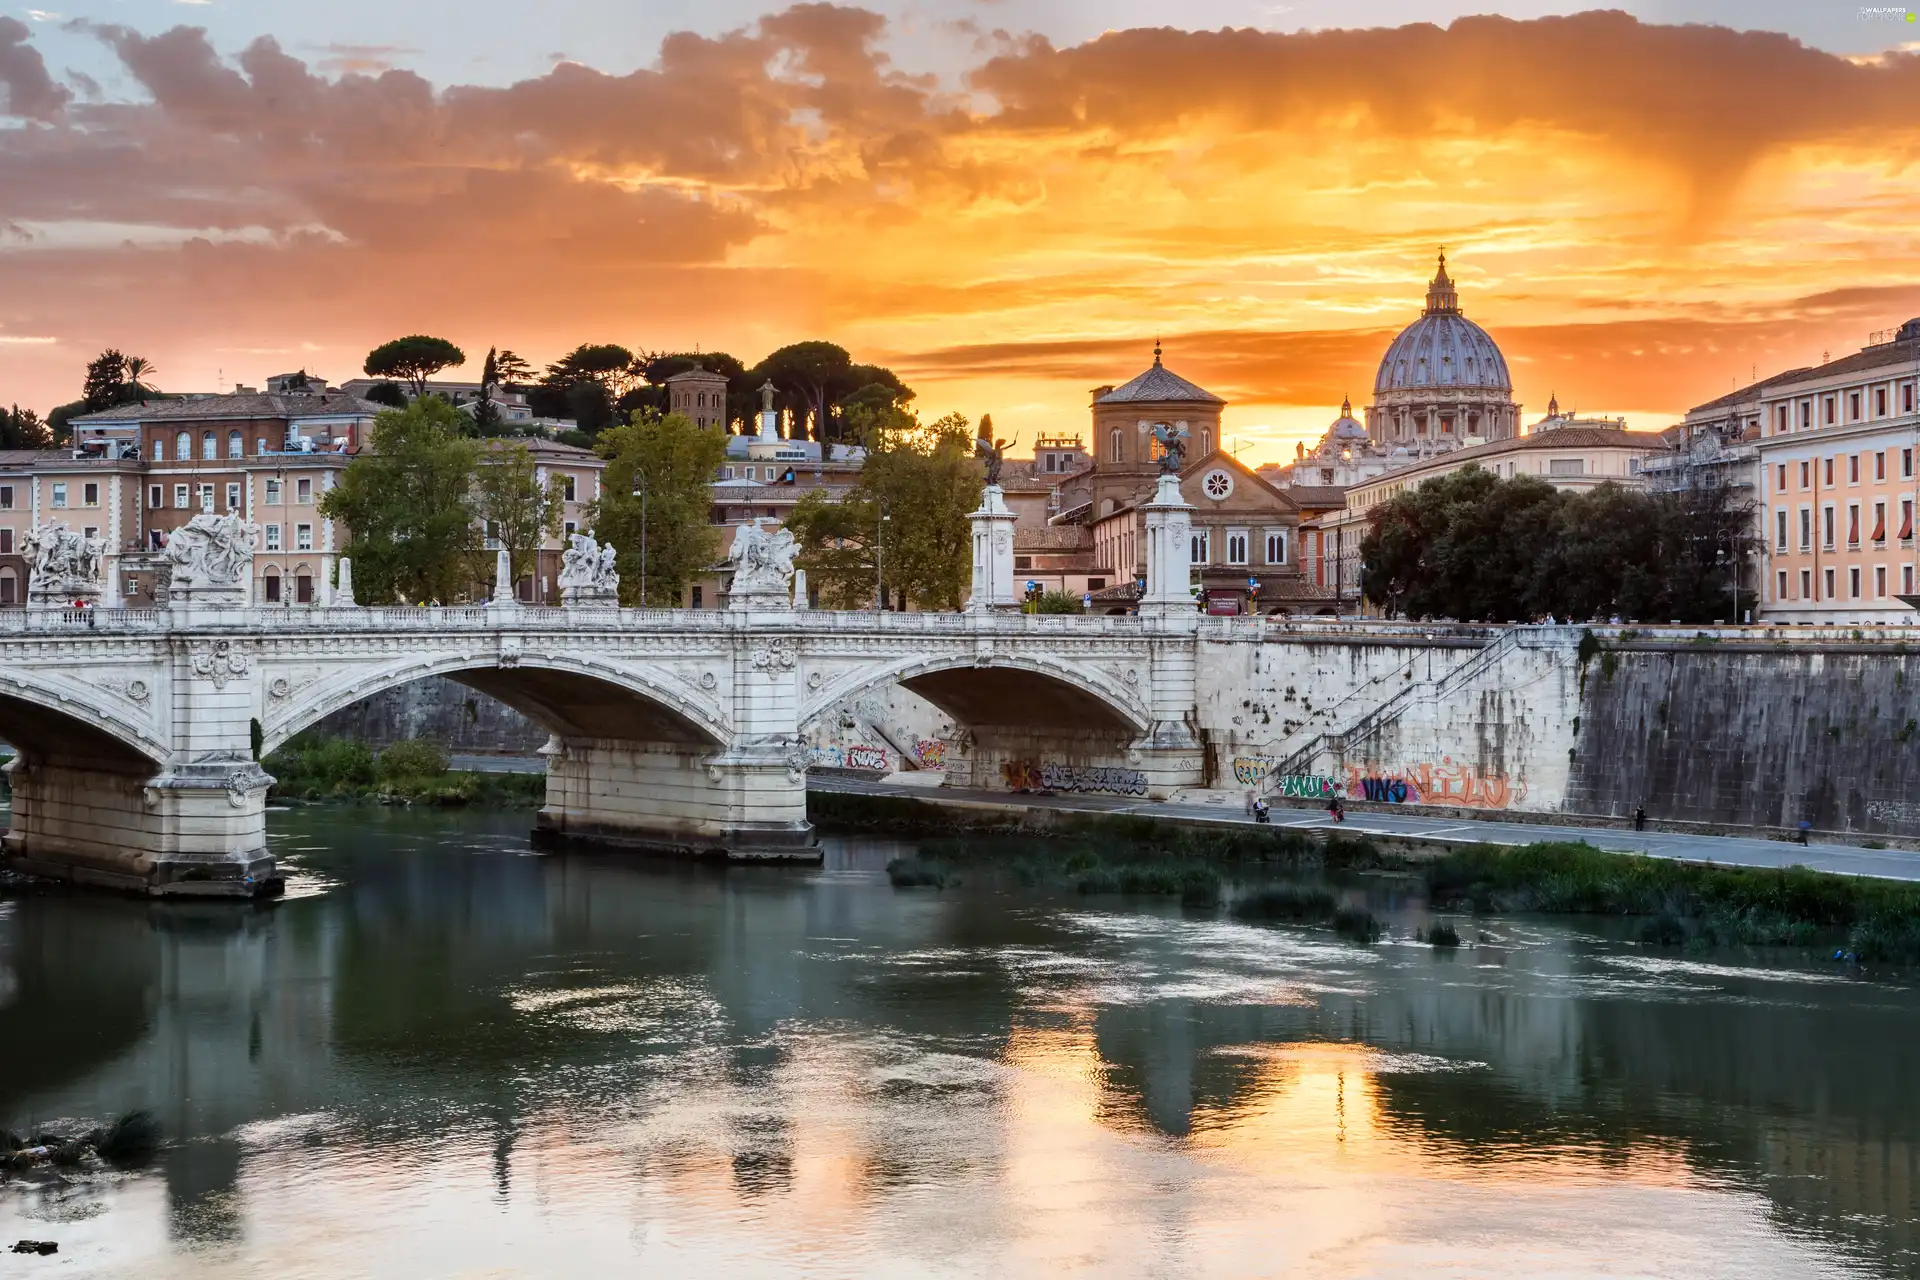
left=974, top=416, right=1018, bottom=487
left=1150, top=421, right=1189, bottom=475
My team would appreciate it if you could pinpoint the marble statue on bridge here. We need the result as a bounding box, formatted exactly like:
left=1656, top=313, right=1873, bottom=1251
left=726, top=519, right=798, bottom=611
left=164, top=512, right=260, bottom=607
left=558, top=532, right=620, bottom=605
left=24, top=521, right=107, bottom=607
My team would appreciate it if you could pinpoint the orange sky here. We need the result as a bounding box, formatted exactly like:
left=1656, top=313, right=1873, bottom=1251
left=2, top=9, right=1919, bottom=464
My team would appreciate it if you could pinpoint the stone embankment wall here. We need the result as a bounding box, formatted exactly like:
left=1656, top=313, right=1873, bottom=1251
left=1565, top=639, right=1920, bottom=836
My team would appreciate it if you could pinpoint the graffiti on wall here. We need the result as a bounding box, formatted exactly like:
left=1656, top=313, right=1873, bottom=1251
left=810, top=743, right=893, bottom=771
left=1343, top=758, right=1527, bottom=810
left=1232, top=756, right=1276, bottom=786
left=911, top=738, right=947, bottom=769
left=1276, top=774, right=1342, bottom=800
left=1001, top=760, right=1149, bottom=796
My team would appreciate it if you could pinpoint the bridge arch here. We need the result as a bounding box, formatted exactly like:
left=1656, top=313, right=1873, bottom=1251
left=261, top=652, right=729, bottom=757
left=801, top=652, right=1149, bottom=739
left=0, top=672, right=167, bottom=774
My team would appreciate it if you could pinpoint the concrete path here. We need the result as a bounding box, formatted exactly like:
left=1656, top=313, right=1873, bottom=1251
left=809, top=775, right=1920, bottom=882
left=449, top=753, right=545, bottom=775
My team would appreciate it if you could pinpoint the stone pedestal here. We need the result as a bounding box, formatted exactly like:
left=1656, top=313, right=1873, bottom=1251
left=1138, top=474, right=1195, bottom=619
left=965, top=484, right=1017, bottom=612
left=335, top=557, right=362, bottom=607
left=27, top=577, right=101, bottom=610
left=491, top=547, right=518, bottom=608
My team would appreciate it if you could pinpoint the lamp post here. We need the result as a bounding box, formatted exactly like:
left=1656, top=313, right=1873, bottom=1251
left=1716, top=528, right=1744, bottom=624
left=875, top=499, right=890, bottom=611
left=631, top=473, right=648, bottom=607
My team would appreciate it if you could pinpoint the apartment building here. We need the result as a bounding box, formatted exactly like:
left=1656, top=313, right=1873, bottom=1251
left=1753, top=320, right=1920, bottom=623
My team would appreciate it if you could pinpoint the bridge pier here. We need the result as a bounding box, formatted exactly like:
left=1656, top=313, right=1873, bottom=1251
left=533, top=737, right=814, bottom=860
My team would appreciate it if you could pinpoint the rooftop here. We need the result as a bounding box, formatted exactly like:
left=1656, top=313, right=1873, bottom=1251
left=1094, top=345, right=1225, bottom=406
left=72, top=393, right=386, bottom=425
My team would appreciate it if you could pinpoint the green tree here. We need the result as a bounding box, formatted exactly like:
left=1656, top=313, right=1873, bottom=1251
left=1033, top=590, right=1085, bottom=614
left=45, top=400, right=85, bottom=445
left=475, top=441, right=565, bottom=593
left=82, top=349, right=158, bottom=411
left=0, top=405, right=50, bottom=448
left=589, top=409, right=728, bottom=606
left=493, top=350, right=535, bottom=387
left=361, top=380, right=408, bottom=409
left=363, top=335, right=466, bottom=398
left=531, top=343, right=637, bottom=438
left=752, top=341, right=852, bottom=442
left=786, top=407, right=978, bottom=610
left=320, top=398, right=481, bottom=604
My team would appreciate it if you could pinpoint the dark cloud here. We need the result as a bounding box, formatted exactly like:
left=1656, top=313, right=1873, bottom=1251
left=0, top=16, right=69, bottom=119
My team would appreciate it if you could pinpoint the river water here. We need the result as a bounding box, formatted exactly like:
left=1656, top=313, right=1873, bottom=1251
left=2, top=806, right=1917, bottom=1278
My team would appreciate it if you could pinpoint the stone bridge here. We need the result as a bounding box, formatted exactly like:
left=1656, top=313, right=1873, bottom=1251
left=0, top=604, right=1203, bottom=895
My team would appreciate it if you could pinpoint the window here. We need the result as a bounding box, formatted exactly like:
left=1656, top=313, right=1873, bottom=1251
left=296, top=523, right=313, bottom=550
left=296, top=574, right=313, bottom=604
left=149, top=485, right=163, bottom=509
left=1014, top=555, right=1032, bottom=571
left=265, top=479, right=281, bottom=505
left=1802, top=569, right=1813, bottom=599
left=199, top=484, right=214, bottom=513
left=1872, top=501, right=1886, bottom=543
left=1109, top=428, right=1122, bottom=462
left=1226, top=530, right=1249, bottom=565
left=1849, top=454, right=1860, bottom=484
left=201, top=431, right=216, bottom=461
left=1903, top=499, right=1915, bottom=542
left=173, top=484, right=189, bottom=508
left=0, top=529, right=9, bottom=553
left=1876, top=565, right=1887, bottom=598
left=1800, top=460, right=1810, bottom=489
left=1548, top=458, right=1584, bottom=477
left=1777, top=569, right=1787, bottom=601
left=1799, top=401, right=1811, bottom=429
left=50, top=482, right=66, bottom=508
left=743, top=467, right=756, bottom=481
left=1776, top=405, right=1788, bottom=433
left=265, top=524, right=282, bottom=551
left=1906, top=448, right=1915, bottom=479
left=563, top=520, right=576, bottom=538
left=1824, top=567, right=1835, bottom=599
left=225, top=482, right=241, bottom=512
left=175, top=431, right=190, bottom=460
left=0, top=485, right=9, bottom=509
left=1189, top=530, right=1210, bottom=564
left=1776, top=463, right=1787, bottom=492
left=1850, top=566, right=1861, bottom=599
left=82, top=526, right=96, bottom=540
left=691, top=585, right=703, bottom=609
left=563, top=476, right=577, bottom=502
left=152, top=440, right=164, bottom=462
left=1088, top=578, right=1106, bottom=591
left=1848, top=391, right=1861, bottom=421
left=257, top=438, right=269, bottom=455
left=1824, top=457, right=1834, bottom=486
left=1265, top=530, right=1287, bottom=564
left=1876, top=388, right=1888, bottom=417
left=0, top=572, right=12, bottom=604
left=1822, top=505, right=1835, bottom=548
left=296, top=477, right=312, bottom=504
left=1200, top=428, right=1212, bottom=456
left=263, top=571, right=281, bottom=603
left=1775, top=509, right=1787, bottom=551
left=227, top=430, right=242, bottom=459
left=1877, top=451, right=1887, bottom=481
left=1846, top=504, right=1859, bottom=546
left=1907, top=565, right=1916, bottom=596
left=82, top=482, right=98, bottom=507
left=1823, top=396, right=1835, bottom=425
left=1907, top=383, right=1917, bottom=414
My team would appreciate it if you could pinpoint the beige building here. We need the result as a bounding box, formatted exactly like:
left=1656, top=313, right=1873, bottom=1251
left=1751, top=319, right=1920, bottom=624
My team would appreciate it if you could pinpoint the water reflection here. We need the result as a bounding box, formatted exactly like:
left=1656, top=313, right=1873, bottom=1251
left=0, top=807, right=1913, bottom=1277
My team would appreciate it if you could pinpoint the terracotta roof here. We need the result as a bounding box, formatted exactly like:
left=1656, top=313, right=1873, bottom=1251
left=1014, top=526, right=1093, bottom=551
left=1685, top=366, right=1817, bottom=415
left=72, top=393, right=385, bottom=424
left=1095, top=351, right=1224, bottom=406
left=1283, top=485, right=1348, bottom=509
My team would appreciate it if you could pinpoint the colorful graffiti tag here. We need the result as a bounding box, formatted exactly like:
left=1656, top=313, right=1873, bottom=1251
left=1231, top=756, right=1276, bottom=786
left=1276, top=774, right=1342, bottom=799
left=809, top=744, right=892, bottom=771
left=910, top=738, right=947, bottom=769
left=1343, top=759, right=1527, bottom=810
left=1001, top=760, right=1148, bottom=796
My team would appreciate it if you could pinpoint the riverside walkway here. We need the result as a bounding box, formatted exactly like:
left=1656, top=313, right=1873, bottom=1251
left=808, top=775, right=1920, bottom=883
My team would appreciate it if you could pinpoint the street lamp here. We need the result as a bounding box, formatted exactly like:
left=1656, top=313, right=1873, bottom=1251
left=875, top=499, right=890, bottom=611
left=1715, top=528, right=1744, bottom=624
left=631, top=473, right=648, bottom=606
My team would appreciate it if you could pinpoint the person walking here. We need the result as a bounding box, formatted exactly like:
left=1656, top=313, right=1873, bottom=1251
left=1633, top=805, right=1647, bottom=832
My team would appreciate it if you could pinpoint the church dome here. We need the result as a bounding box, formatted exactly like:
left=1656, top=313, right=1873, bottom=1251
left=1373, top=254, right=1512, bottom=396
left=1326, top=395, right=1368, bottom=442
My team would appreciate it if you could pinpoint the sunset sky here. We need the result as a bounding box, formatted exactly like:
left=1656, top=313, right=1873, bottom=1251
left=1, top=1, right=1918, bottom=462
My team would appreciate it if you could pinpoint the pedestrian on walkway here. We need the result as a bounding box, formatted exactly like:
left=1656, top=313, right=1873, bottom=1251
left=1633, top=805, right=1647, bottom=832
left=1797, top=820, right=1811, bottom=846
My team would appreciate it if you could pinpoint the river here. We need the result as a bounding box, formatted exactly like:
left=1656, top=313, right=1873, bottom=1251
left=1, top=806, right=1916, bottom=1278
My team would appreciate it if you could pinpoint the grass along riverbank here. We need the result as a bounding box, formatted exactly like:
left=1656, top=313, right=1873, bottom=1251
left=264, top=735, right=545, bottom=807
left=855, top=797, right=1920, bottom=964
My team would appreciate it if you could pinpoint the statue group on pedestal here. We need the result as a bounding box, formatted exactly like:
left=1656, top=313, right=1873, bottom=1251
left=558, top=532, right=621, bottom=605
left=726, top=520, right=798, bottom=608
left=24, top=522, right=107, bottom=603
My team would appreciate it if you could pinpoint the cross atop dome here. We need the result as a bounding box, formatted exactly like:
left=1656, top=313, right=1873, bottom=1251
left=1153, top=337, right=1162, bottom=366
left=1340, top=393, right=1352, bottom=416
left=1424, top=250, right=1459, bottom=316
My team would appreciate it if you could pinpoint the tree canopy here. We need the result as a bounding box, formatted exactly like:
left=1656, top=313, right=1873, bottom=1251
left=0, top=405, right=50, bottom=449
left=475, top=442, right=565, bottom=593
left=588, top=409, right=729, bottom=606
left=749, top=343, right=913, bottom=443
left=1360, top=465, right=1757, bottom=623
left=320, top=398, right=482, bottom=604
left=81, top=349, right=160, bottom=412
left=785, top=407, right=979, bottom=609
left=363, top=335, right=466, bottom=397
